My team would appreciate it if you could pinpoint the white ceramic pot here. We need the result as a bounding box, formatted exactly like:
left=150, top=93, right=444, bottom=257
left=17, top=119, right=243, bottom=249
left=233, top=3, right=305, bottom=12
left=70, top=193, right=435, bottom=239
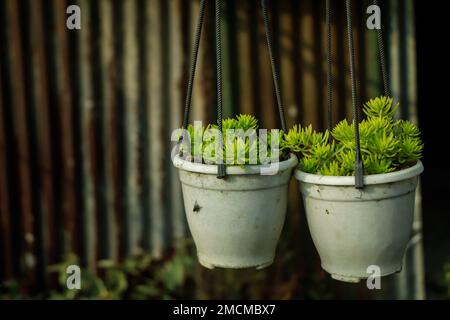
left=295, top=161, right=424, bottom=283
left=173, top=155, right=298, bottom=269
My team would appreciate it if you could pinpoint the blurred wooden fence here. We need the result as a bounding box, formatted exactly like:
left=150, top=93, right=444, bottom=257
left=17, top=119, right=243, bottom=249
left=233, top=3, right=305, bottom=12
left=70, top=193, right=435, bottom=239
left=0, top=0, right=420, bottom=296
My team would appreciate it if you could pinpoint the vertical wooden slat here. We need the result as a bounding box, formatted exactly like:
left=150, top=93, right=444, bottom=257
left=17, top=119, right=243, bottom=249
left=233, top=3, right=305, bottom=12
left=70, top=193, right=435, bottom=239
left=364, top=18, right=382, bottom=98
left=397, top=0, right=409, bottom=120
left=298, top=0, right=319, bottom=127
left=311, top=1, right=325, bottom=130
left=110, top=0, right=127, bottom=260
left=160, top=0, right=173, bottom=251
left=220, top=0, right=232, bottom=117
left=18, top=0, right=47, bottom=287
left=319, top=0, right=328, bottom=128
left=278, top=0, right=298, bottom=127
left=226, top=0, right=240, bottom=116
left=148, top=0, right=165, bottom=256
left=122, top=0, right=142, bottom=256
left=256, top=0, right=276, bottom=129
left=191, top=0, right=214, bottom=123
left=336, top=1, right=353, bottom=120
left=354, top=0, right=366, bottom=106
left=330, top=1, right=342, bottom=126
left=78, top=0, right=97, bottom=270
left=290, top=0, right=304, bottom=123
left=333, top=2, right=348, bottom=121
left=168, top=0, right=186, bottom=242
left=137, top=0, right=150, bottom=251
left=321, top=0, right=342, bottom=128
left=99, top=0, right=118, bottom=261
left=220, top=0, right=237, bottom=117
left=0, top=0, right=20, bottom=280
left=388, top=0, right=400, bottom=102
left=89, top=0, right=105, bottom=262
left=236, top=1, right=255, bottom=116
left=392, top=0, right=425, bottom=300
left=404, top=0, right=418, bottom=122
left=89, top=0, right=112, bottom=261
left=344, top=2, right=353, bottom=120
left=318, top=0, right=345, bottom=129
left=5, top=0, right=36, bottom=281
left=40, top=0, right=65, bottom=263
left=0, top=65, right=13, bottom=280
left=52, top=0, right=78, bottom=255
left=27, top=0, right=57, bottom=277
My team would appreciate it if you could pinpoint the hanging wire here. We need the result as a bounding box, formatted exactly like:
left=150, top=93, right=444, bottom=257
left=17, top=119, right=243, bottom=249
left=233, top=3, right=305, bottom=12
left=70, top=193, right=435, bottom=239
left=345, top=0, right=364, bottom=189
left=326, top=0, right=333, bottom=132
left=216, top=0, right=226, bottom=179
left=179, top=0, right=207, bottom=146
left=373, top=0, right=390, bottom=97
left=261, top=0, right=287, bottom=132
left=180, top=0, right=286, bottom=178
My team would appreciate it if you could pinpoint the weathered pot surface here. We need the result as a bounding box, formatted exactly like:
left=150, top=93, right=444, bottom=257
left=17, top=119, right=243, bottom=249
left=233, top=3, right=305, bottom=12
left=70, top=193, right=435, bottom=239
left=295, top=161, right=424, bottom=283
left=173, top=155, right=298, bottom=269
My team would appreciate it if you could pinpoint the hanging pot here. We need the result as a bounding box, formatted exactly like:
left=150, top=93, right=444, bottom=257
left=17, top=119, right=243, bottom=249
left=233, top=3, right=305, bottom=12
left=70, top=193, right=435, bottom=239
left=173, top=155, right=298, bottom=269
left=295, top=161, right=424, bottom=283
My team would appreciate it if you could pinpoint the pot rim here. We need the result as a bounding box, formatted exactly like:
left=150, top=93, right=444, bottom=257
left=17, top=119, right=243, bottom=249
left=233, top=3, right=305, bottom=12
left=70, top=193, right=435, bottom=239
left=294, top=160, right=423, bottom=186
left=173, top=154, right=298, bottom=175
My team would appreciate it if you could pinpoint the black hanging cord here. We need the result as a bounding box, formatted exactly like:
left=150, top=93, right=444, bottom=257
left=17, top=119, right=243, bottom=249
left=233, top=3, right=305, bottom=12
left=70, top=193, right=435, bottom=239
left=179, top=0, right=286, bottom=178
left=216, top=0, right=226, bottom=179
left=326, top=0, right=333, bottom=132
left=345, top=0, right=364, bottom=189
left=373, top=0, right=390, bottom=97
left=179, top=0, right=207, bottom=142
left=261, top=0, right=287, bottom=132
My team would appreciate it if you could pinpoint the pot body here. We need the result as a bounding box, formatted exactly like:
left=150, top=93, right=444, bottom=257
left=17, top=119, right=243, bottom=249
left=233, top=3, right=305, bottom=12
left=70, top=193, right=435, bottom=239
left=173, top=156, right=297, bottom=269
left=295, top=161, right=424, bottom=283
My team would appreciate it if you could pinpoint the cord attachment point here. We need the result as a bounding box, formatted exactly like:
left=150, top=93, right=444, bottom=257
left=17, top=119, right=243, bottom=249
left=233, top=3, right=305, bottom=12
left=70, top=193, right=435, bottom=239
left=354, top=158, right=364, bottom=189
left=217, top=163, right=226, bottom=179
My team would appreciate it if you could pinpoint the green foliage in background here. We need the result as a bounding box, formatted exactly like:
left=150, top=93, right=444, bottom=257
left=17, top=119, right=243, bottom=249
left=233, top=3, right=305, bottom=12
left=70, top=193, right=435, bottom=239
left=47, top=247, right=195, bottom=300
left=281, top=96, right=423, bottom=176
left=0, top=243, right=196, bottom=300
left=0, top=239, right=341, bottom=300
left=444, top=263, right=450, bottom=299
left=180, top=114, right=287, bottom=166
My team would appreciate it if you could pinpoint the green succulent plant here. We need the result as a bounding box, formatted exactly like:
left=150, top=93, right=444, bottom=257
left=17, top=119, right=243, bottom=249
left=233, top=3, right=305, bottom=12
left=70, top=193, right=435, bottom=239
left=281, top=96, right=423, bottom=176
left=179, top=114, right=288, bottom=166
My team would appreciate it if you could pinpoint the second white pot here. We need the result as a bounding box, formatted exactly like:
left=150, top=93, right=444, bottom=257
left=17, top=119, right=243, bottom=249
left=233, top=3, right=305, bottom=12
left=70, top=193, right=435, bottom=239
left=295, top=161, right=424, bottom=283
left=173, top=155, right=298, bottom=269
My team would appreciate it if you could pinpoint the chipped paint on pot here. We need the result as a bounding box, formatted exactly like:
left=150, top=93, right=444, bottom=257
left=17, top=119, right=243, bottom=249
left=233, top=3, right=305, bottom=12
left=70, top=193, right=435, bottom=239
left=295, top=161, right=424, bottom=283
left=173, top=155, right=298, bottom=269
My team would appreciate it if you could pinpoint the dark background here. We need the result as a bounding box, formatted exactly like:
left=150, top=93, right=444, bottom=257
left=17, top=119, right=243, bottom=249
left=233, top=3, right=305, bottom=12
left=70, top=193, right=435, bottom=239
left=415, top=0, right=450, bottom=299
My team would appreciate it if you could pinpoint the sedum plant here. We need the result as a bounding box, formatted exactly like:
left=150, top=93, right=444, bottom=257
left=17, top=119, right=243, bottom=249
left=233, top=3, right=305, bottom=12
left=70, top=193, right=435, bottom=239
left=179, top=114, right=287, bottom=166
left=281, top=96, right=423, bottom=176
